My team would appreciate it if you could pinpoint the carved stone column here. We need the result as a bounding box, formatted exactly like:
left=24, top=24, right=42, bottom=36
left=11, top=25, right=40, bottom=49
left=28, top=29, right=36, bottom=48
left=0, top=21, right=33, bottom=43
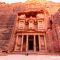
left=21, top=35, right=23, bottom=52
left=39, top=35, right=41, bottom=51
left=14, top=35, right=19, bottom=51
left=34, top=35, right=36, bottom=52
left=26, top=35, right=28, bottom=52
left=44, top=35, right=47, bottom=52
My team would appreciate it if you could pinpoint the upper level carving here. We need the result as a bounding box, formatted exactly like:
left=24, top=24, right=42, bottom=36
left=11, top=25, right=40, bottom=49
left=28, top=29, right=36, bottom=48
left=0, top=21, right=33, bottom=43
left=16, top=10, right=48, bottom=32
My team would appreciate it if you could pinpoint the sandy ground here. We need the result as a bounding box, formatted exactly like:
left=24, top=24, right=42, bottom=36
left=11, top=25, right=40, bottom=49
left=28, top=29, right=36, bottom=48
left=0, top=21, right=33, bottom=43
left=0, top=55, right=60, bottom=60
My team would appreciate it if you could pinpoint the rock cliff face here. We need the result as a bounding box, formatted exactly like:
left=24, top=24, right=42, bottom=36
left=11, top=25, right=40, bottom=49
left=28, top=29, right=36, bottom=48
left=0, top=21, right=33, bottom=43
left=46, top=9, right=60, bottom=53
left=0, top=13, right=16, bottom=53
left=0, top=1, right=60, bottom=55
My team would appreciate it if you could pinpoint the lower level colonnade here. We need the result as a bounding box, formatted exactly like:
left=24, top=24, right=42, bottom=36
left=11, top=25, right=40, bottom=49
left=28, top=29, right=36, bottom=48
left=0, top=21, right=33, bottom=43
left=14, top=34, right=47, bottom=53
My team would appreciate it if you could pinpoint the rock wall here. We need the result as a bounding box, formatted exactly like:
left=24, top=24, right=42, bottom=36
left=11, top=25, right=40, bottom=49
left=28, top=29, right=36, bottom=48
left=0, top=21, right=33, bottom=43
left=0, top=13, right=16, bottom=53
left=46, top=9, right=60, bottom=53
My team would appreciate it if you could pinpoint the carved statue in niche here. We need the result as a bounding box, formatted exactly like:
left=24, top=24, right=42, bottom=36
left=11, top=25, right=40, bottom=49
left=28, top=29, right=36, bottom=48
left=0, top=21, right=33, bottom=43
left=18, top=14, right=26, bottom=29
left=29, top=17, right=35, bottom=29
left=36, top=13, right=45, bottom=30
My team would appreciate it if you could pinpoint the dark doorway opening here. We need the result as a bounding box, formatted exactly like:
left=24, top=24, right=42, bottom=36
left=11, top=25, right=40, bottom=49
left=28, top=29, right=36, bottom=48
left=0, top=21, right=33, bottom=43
left=28, top=35, right=34, bottom=50
left=23, top=35, right=26, bottom=51
left=36, top=35, right=39, bottom=51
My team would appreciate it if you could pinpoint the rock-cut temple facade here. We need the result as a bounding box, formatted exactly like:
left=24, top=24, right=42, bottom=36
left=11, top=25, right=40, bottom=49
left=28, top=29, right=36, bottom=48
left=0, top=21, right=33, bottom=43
left=0, top=0, right=60, bottom=55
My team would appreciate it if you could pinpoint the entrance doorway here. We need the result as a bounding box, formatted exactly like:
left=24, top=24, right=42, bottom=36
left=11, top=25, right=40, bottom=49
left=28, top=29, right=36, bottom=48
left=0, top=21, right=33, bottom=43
left=28, top=35, right=34, bottom=50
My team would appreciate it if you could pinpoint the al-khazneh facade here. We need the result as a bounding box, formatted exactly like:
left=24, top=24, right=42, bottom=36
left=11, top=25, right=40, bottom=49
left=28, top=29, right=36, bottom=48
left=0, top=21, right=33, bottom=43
left=0, top=0, right=60, bottom=55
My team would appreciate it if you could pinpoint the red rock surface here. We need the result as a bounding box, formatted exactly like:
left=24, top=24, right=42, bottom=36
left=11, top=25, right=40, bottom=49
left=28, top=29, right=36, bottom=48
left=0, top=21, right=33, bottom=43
left=0, top=1, right=60, bottom=55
